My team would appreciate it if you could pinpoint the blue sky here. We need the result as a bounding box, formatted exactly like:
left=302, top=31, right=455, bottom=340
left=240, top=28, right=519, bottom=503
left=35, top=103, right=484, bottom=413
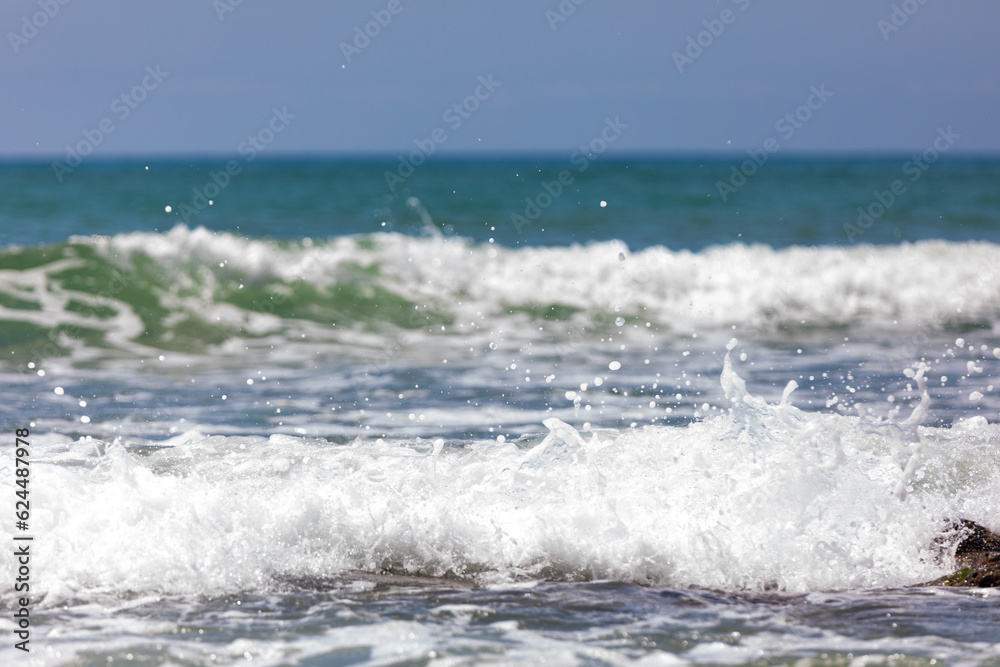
left=3, top=0, right=999, bottom=157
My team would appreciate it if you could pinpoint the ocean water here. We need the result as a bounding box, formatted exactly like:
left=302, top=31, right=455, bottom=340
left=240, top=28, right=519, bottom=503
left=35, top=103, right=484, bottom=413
left=1, top=156, right=1000, bottom=665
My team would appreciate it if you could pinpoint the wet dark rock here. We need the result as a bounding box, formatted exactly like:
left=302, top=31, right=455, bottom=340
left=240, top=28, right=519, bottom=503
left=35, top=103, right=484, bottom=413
left=923, top=519, right=1000, bottom=587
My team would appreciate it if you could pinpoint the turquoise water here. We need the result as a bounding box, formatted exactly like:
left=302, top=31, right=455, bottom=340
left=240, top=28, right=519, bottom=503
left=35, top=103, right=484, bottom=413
left=3, top=156, right=999, bottom=249
left=1, top=157, right=1000, bottom=665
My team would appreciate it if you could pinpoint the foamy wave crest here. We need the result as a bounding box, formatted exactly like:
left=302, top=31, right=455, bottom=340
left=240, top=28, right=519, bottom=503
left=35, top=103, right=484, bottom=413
left=100, top=225, right=1000, bottom=328
left=2, top=225, right=999, bottom=362
left=4, top=350, right=998, bottom=602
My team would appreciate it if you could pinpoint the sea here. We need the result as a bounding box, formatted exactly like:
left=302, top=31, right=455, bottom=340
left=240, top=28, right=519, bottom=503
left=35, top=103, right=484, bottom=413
left=1, top=155, right=999, bottom=665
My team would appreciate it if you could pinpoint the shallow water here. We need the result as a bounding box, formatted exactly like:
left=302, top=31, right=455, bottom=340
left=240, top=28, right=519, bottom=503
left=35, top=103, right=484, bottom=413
left=16, top=582, right=1000, bottom=666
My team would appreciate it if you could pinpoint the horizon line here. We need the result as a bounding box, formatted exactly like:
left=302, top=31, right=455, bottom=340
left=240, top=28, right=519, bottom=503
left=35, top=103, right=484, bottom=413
left=3, top=148, right=1000, bottom=164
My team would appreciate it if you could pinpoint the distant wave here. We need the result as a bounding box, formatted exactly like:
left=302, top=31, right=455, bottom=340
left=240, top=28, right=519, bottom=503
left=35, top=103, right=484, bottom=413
left=1, top=225, right=998, bottom=362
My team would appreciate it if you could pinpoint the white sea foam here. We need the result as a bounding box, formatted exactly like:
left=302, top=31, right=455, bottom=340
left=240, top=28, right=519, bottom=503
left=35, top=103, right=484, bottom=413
left=4, top=352, right=998, bottom=605
left=93, top=225, right=1000, bottom=331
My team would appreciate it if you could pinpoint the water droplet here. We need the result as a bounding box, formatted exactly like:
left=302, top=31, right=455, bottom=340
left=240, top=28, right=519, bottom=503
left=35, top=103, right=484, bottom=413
left=617, top=252, right=625, bottom=261
left=609, top=361, right=622, bottom=371
left=615, top=316, right=625, bottom=326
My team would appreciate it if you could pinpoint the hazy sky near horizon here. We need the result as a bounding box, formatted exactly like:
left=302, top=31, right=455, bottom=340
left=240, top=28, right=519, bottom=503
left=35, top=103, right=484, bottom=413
left=3, top=0, right=999, bottom=158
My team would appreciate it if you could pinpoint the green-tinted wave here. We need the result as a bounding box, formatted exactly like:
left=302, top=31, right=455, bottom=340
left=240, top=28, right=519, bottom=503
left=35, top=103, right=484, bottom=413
left=0, top=238, right=450, bottom=363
